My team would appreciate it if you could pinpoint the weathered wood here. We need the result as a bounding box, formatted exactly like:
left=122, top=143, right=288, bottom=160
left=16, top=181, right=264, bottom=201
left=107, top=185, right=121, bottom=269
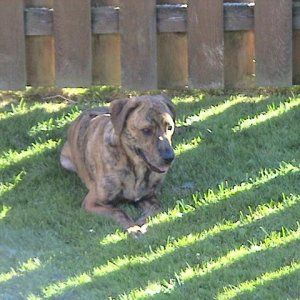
left=93, top=34, right=121, bottom=85
left=224, top=0, right=255, bottom=89
left=292, top=0, right=300, bottom=84
left=25, top=0, right=54, bottom=86
left=25, top=7, right=53, bottom=36
left=92, top=0, right=119, bottom=5
left=294, top=30, right=300, bottom=84
left=157, top=4, right=186, bottom=33
left=188, top=0, right=224, bottom=89
left=0, top=0, right=26, bottom=90
left=255, top=0, right=293, bottom=87
left=157, top=0, right=187, bottom=89
left=2, top=1, right=300, bottom=90
left=158, top=33, right=188, bottom=88
left=92, top=0, right=120, bottom=86
left=92, top=7, right=119, bottom=34
left=294, top=3, right=300, bottom=29
left=120, top=0, right=157, bottom=90
left=27, top=4, right=294, bottom=35
left=225, top=31, right=255, bottom=89
left=53, top=0, right=92, bottom=87
left=224, top=3, right=254, bottom=31
left=26, top=37, right=55, bottom=86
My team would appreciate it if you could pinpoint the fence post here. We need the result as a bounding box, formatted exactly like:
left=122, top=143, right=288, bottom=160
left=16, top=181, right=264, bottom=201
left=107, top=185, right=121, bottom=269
left=0, top=0, right=26, bottom=90
left=187, top=0, right=224, bottom=89
left=120, top=0, right=157, bottom=90
left=255, top=0, right=293, bottom=87
left=53, top=0, right=92, bottom=87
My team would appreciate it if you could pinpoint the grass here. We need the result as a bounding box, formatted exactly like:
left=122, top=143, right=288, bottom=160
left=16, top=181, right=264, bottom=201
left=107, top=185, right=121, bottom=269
left=0, top=87, right=299, bottom=300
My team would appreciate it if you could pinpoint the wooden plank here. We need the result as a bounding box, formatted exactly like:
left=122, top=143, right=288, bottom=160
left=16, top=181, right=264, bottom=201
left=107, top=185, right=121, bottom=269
left=224, top=0, right=254, bottom=89
left=0, top=0, right=26, bottom=90
left=224, top=31, right=255, bottom=89
left=293, top=31, right=300, bottom=84
left=26, top=37, right=55, bottom=86
left=292, top=1, right=299, bottom=84
left=23, top=5, right=300, bottom=36
left=92, top=7, right=119, bottom=34
left=25, top=7, right=53, bottom=36
left=120, top=0, right=157, bottom=90
left=92, top=0, right=120, bottom=86
left=53, top=0, right=92, bottom=87
left=224, top=3, right=254, bottom=31
left=255, top=0, right=293, bottom=87
left=157, top=0, right=187, bottom=89
left=92, top=0, right=119, bottom=5
left=294, top=2, right=300, bottom=30
left=187, top=0, right=224, bottom=89
left=157, top=4, right=186, bottom=33
left=25, top=0, right=54, bottom=86
left=158, top=33, right=187, bottom=88
left=93, top=35, right=121, bottom=85
left=25, top=0, right=52, bottom=5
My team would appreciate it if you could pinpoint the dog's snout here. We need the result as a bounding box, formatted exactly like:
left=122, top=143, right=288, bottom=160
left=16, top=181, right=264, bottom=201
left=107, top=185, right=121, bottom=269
left=161, top=147, right=175, bottom=164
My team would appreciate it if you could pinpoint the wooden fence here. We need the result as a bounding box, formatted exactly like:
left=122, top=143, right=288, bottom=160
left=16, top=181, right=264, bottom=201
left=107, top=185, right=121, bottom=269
left=0, top=0, right=300, bottom=90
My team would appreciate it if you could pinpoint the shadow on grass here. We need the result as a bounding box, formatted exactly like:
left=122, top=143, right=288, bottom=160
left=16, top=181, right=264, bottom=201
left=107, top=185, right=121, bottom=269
left=0, top=105, right=75, bottom=157
left=0, top=93, right=299, bottom=299
left=169, top=95, right=299, bottom=194
left=224, top=266, right=300, bottom=300
left=144, top=238, right=300, bottom=300
left=10, top=195, right=298, bottom=299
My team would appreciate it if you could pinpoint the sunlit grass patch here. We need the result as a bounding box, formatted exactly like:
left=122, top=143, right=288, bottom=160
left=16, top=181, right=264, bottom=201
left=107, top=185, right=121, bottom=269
left=0, top=205, right=11, bottom=220
left=174, top=136, right=202, bottom=155
left=218, top=261, right=300, bottom=300
left=39, top=192, right=299, bottom=299
left=28, top=108, right=81, bottom=137
left=182, top=96, right=244, bottom=126
left=122, top=225, right=300, bottom=299
left=0, top=258, right=41, bottom=283
left=150, top=162, right=299, bottom=227
left=100, top=230, right=128, bottom=246
left=233, top=97, right=300, bottom=132
left=175, top=95, right=269, bottom=127
left=0, top=139, right=60, bottom=169
left=0, top=171, right=26, bottom=197
left=0, top=98, right=67, bottom=121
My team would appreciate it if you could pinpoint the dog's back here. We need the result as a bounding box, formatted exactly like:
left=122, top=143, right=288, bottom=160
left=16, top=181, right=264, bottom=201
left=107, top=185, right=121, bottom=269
left=60, top=107, right=111, bottom=186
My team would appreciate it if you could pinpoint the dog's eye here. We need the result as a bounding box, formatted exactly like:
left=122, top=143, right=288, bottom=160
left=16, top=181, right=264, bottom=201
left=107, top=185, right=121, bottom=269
left=141, top=128, right=152, bottom=136
left=167, top=125, right=173, bottom=131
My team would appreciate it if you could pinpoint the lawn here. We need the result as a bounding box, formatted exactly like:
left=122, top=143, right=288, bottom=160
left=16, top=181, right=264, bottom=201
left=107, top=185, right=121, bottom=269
left=0, top=87, right=299, bottom=300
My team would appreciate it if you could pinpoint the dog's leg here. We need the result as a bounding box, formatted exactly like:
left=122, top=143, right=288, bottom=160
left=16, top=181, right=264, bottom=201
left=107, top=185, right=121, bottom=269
left=136, top=195, right=161, bottom=228
left=60, top=142, right=76, bottom=172
left=82, top=190, right=140, bottom=232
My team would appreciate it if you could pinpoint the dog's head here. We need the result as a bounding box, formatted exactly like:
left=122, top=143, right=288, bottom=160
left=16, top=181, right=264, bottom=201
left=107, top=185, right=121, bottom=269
left=111, top=95, right=176, bottom=173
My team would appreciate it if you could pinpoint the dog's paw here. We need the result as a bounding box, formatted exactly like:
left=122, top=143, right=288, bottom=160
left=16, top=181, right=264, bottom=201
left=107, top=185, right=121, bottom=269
left=127, top=224, right=148, bottom=237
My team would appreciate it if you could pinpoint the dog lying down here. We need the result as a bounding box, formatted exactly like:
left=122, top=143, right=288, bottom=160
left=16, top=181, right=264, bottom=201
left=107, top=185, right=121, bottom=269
left=60, top=95, right=176, bottom=234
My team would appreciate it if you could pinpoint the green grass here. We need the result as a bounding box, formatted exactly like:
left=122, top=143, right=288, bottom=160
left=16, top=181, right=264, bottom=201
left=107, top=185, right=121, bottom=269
left=0, top=88, right=300, bottom=300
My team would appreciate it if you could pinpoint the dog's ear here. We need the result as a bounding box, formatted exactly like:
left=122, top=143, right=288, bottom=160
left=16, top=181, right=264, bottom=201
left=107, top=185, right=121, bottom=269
left=161, top=95, right=176, bottom=121
left=111, top=98, right=138, bottom=136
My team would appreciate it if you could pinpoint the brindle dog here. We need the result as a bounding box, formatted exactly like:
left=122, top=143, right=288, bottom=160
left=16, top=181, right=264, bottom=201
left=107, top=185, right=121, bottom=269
left=60, top=95, right=175, bottom=234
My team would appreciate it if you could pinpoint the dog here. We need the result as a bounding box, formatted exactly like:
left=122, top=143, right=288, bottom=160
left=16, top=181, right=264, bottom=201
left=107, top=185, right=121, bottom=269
left=60, top=95, right=176, bottom=234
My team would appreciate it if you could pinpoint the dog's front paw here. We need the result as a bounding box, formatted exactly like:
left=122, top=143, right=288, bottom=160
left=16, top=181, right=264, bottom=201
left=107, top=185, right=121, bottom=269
left=127, top=224, right=148, bottom=237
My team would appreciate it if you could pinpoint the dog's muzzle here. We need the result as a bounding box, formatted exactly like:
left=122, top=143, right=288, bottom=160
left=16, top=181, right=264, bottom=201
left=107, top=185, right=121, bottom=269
left=135, top=148, right=173, bottom=173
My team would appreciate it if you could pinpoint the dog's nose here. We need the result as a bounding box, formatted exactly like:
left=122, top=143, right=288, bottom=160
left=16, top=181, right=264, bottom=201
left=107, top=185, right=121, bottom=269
left=161, top=148, right=175, bottom=164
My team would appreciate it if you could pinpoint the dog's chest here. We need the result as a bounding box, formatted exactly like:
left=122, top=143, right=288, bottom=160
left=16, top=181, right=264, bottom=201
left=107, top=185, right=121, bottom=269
left=120, top=169, right=162, bottom=201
